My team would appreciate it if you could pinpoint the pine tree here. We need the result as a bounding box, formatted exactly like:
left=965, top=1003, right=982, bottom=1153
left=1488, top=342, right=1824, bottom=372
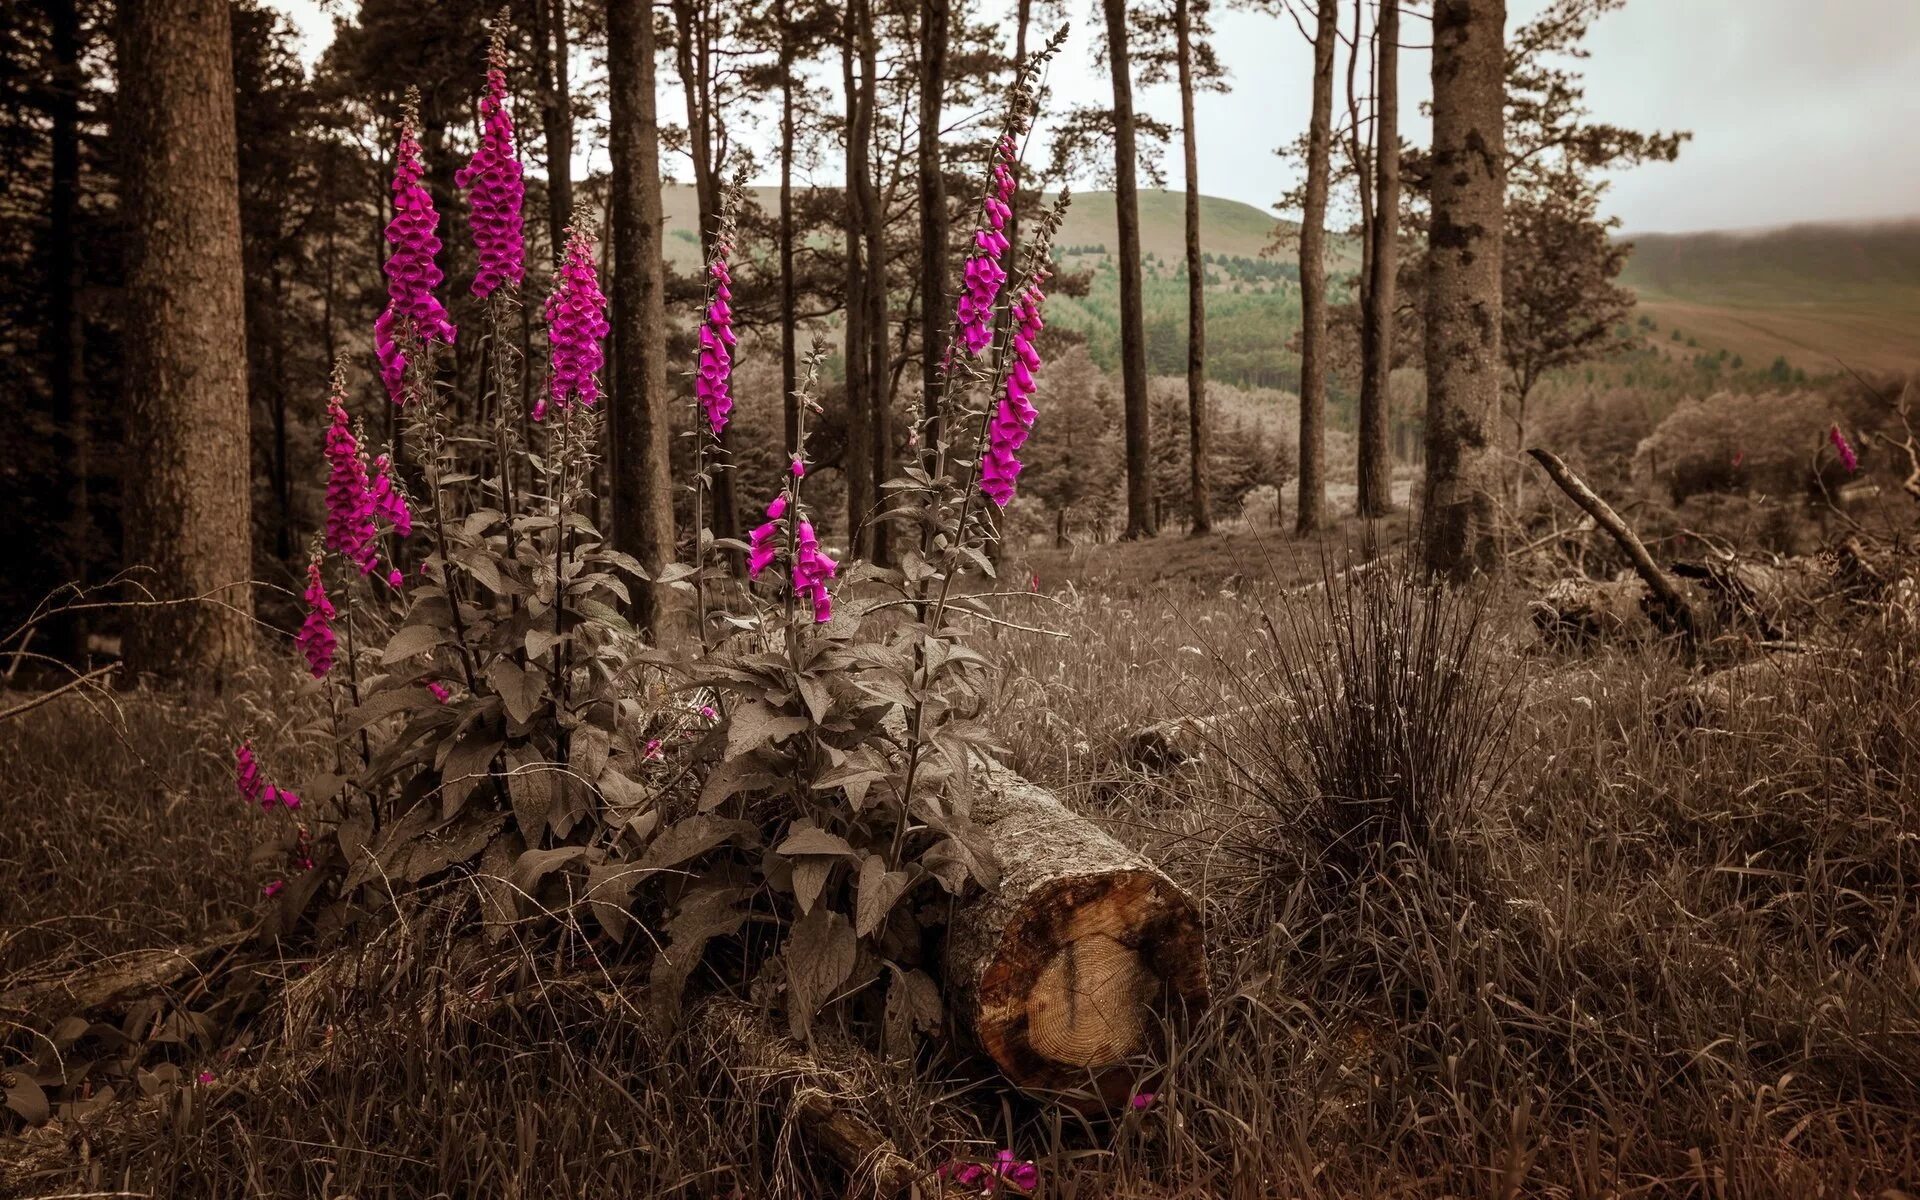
left=117, top=0, right=255, bottom=679
left=1295, top=0, right=1338, bottom=534
left=1102, top=0, right=1155, bottom=539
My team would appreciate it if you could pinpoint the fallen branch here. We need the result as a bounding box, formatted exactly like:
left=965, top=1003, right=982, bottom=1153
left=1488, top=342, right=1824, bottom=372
left=0, top=927, right=255, bottom=1023
left=0, top=663, right=119, bottom=725
left=1528, top=448, right=1697, bottom=644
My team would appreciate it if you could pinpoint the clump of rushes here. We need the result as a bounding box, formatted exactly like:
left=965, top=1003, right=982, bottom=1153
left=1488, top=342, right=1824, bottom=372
left=457, top=11, right=525, bottom=299
left=537, top=221, right=609, bottom=420
left=374, top=88, right=457, bottom=404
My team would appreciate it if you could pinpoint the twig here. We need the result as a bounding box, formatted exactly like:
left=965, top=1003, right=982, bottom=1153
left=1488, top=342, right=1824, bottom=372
left=0, top=664, right=118, bottom=725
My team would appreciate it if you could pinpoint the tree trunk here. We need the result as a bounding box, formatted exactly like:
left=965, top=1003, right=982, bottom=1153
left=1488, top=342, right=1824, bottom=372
left=49, top=0, right=92, bottom=661
left=861, top=0, right=891, bottom=565
left=841, top=21, right=874, bottom=559
left=1357, top=0, right=1400, bottom=517
left=607, top=0, right=677, bottom=640
left=779, top=21, right=800, bottom=457
left=1421, top=0, right=1506, bottom=581
left=946, top=754, right=1208, bottom=1104
left=117, top=0, right=254, bottom=682
left=536, top=0, right=573, bottom=267
left=1175, top=0, right=1211, bottom=536
left=1295, top=0, right=1338, bottom=535
left=917, top=0, right=950, bottom=468
left=1103, top=0, right=1155, bottom=540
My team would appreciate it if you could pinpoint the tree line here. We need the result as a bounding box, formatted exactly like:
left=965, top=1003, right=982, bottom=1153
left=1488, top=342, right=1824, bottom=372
left=0, top=0, right=1675, bottom=681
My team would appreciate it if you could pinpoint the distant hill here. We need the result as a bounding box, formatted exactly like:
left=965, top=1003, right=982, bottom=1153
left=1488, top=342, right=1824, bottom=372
left=1619, top=217, right=1920, bottom=373
left=660, top=183, right=1321, bottom=268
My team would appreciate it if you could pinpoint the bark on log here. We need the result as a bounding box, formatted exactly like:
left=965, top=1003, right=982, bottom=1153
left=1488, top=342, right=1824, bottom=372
left=0, top=927, right=253, bottom=1023
left=1530, top=575, right=1660, bottom=646
left=947, top=754, right=1208, bottom=1105
left=691, top=998, right=965, bottom=1198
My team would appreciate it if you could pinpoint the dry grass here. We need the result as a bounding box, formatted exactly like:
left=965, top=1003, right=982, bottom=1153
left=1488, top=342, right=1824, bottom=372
left=5, top=531, right=1919, bottom=1197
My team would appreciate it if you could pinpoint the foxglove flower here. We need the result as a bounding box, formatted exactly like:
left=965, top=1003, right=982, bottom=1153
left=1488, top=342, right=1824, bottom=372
left=955, top=136, right=1017, bottom=357
left=747, top=492, right=789, bottom=579
left=296, top=557, right=337, bottom=679
left=697, top=244, right=738, bottom=434
left=426, top=680, right=451, bottom=704
left=457, top=35, right=525, bottom=298
left=981, top=280, right=1048, bottom=508
left=323, top=393, right=379, bottom=575
left=236, top=742, right=265, bottom=808
left=370, top=453, right=413, bottom=539
left=538, top=223, right=609, bottom=419
left=792, top=520, right=838, bottom=624
left=1830, top=424, right=1859, bottom=473
left=375, top=96, right=458, bottom=404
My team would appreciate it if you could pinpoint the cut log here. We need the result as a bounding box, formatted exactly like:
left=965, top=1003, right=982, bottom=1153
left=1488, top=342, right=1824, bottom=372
left=947, top=754, right=1208, bottom=1106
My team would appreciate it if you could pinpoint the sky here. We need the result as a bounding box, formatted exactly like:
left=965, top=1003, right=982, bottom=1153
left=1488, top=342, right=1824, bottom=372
left=265, top=0, right=1920, bottom=235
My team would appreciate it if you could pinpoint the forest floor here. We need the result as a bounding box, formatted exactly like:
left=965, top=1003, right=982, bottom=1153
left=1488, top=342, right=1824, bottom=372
left=4, top=521, right=1919, bottom=1198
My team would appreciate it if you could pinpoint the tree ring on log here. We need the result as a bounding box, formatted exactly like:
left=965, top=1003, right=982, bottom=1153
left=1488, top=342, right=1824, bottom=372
left=970, top=868, right=1206, bottom=1105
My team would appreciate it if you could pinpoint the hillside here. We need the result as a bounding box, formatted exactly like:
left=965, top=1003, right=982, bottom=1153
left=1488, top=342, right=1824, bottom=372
left=660, top=183, right=1316, bottom=268
left=1619, top=217, right=1920, bottom=373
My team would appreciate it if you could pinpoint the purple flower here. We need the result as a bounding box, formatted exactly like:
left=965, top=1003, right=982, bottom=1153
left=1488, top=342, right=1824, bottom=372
left=792, top=520, right=838, bottom=624
left=955, top=136, right=1017, bottom=357
left=296, top=557, right=337, bottom=679
left=323, top=391, right=379, bottom=575
left=236, top=742, right=265, bottom=807
left=426, top=679, right=451, bottom=704
left=748, top=492, right=789, bottom=579
left=195, top=1070, right=216, bottom=1085
left=456, top=37, right=525, bottom=298
left=375, top=97, right=458, bottom=404
left=1128, top=1090, right=1156, bottom=1111
left=696, top=245, right=738, bottom=435
left=1830, top=424, right=1858, bottom=473
left=538, top=223, right=610, bottom=420
left=938, top=1150, right=1039, bottom=1196
left=370, top=453, right=413, bottom=539
left=263, top=880, right=285, bottom=898
left=981, top=279, right=1048, bottom=508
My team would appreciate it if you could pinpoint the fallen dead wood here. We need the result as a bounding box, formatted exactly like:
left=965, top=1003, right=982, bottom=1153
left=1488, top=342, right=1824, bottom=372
left=946, top=753, right=1209, bottom=1106
left=692, top=997, right=965, bottom=1198
left=1529, top=448, right=1697, bottom=643
left=1119, top=700, right=1292, bottom=772
left=0, top=927, right=255, bottom=1024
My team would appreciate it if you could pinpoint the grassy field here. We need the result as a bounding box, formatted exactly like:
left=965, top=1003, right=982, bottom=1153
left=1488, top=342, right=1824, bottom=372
left=1622, top=218, right=1920, bottom=374
left=5, top=521, right=1918, bottom=1197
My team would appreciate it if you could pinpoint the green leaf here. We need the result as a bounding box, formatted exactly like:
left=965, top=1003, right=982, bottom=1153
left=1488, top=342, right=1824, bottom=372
left=638, top=814, right=755, bottom=872
left=597, top=766, right=650, bottom=811
left=724, top=699, right=810, bottom=759
left=791, top=856, right=833, bottom=915
left=399, top=806, right=508, bottom=884
left=883, top=965, right=944, bottom=1057
left=6, top=1076, right=50, bottom=1125
left=439, top=733, right=504, bottom=821
left=502, top=745, right=555, bottom=842
left=526, top=628, right=564, bottom=660
left=585, top=861, right=645, bottom=942
left=776, top=825, right=857, bottom=858
left=569, top=725, right=611, bottom=783
left=648, top=885, right=751, bottom=1025
left=784, top=905, right=856, bottom=1042
left=698, top=754, right=780, bottom=813
left=382, top=623, right=448, bottom=665
left=487, top=658, right=546, bottom=726
left=509, top=845, right=593, bottom=894
left=855, top=855, right=916, bottom=938
left=343, top=685, right=435, bottom=734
